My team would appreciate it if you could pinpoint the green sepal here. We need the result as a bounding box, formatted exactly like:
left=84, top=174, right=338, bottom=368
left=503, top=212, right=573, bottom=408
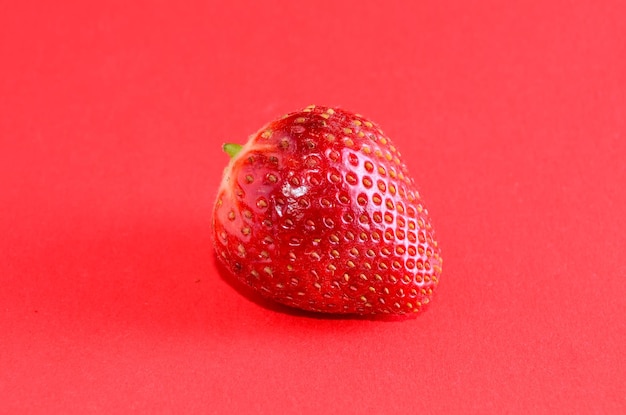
left=223, top=143, right=243, bottom=158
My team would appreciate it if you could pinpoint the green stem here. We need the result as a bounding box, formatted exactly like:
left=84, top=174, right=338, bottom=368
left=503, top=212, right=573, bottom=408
left=223, top=143, right=243, bottom=158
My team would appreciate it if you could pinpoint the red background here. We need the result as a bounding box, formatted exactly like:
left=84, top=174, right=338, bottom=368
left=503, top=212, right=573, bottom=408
left=1, top=0, right=625, bottom=413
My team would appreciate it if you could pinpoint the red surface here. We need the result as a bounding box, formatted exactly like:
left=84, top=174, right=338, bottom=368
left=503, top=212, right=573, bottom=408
left=1, top=0, right=625, bottom=413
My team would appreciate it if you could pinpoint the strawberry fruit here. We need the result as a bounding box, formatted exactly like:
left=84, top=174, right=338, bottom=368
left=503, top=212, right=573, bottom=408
left=213, top=105, right=442, bottom=317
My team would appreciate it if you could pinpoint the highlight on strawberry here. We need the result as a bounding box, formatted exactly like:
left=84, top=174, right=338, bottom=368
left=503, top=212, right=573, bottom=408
left=213, top=105, right=442, bottom=318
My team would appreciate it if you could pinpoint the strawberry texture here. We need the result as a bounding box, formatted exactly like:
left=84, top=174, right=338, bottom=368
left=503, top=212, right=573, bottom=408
left=213, top=105, right=442, bottom=318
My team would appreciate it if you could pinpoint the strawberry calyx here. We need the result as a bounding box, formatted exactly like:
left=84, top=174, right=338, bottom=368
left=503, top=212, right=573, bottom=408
left=223, top=143, right=243, bottom=158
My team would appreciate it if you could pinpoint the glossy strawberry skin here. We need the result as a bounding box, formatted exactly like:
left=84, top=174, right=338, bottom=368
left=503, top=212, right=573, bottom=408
left=213, top=105, right=442, bottom=317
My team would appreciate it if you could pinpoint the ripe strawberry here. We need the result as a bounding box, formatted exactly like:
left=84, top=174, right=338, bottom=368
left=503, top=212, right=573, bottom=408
left=213, top=105, right=442, bottom=317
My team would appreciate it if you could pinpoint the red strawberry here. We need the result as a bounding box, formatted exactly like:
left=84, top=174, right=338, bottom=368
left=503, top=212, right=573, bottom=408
left=213, top=105, right=442, bottom=317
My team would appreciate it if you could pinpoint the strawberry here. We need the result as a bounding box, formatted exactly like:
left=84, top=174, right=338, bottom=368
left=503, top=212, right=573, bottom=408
left=213, top=105, right=442, bottom=317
